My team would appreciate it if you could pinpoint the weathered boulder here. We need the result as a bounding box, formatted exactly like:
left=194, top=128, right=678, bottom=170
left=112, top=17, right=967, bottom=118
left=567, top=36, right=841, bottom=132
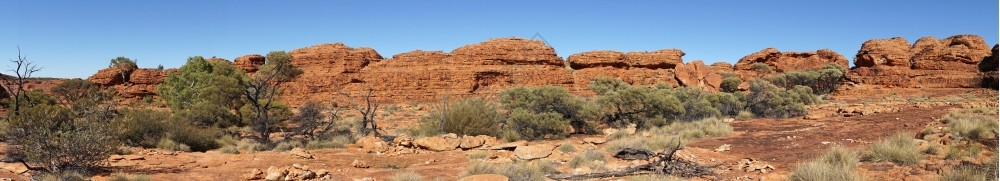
left=513, top=144, right=554, bottom=160
left=709, top=62, right=734, bottom=72
left=734, top=48, right=848, bottom=74
left=980, top=44, right=998, bottom=72
left=449, top=38, right=563, bottom=66
left=413, top=136, right=461, bottom=151
left=128, top=68, right=165, bottom=84
left=234, top=54, right=266, bottom=73
left=355, top=136, right=390, bottom=153
left=625, top=49, right=684, bottom=69
left=845, top=66, right=982, bottom=88
left=88, top=66, right=135, bottom=85
left=459, top=135, right=486, bottom=149
left=855, top=37, right=912, bottom=67
left=911, top=35, right=991, bottom=70
left=567, top=51, right=627, bottom=69
left=290, top=148, right=314, bottom=159
left=674, top=60, right=723, bottom=91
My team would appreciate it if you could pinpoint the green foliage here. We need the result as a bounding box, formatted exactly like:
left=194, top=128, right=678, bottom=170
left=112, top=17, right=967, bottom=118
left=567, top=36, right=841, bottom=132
left=557, top=142, right=577, bottom=153
left=161, top=117, right=223, bottom=152
left=239, top=100, right=293, bottom=130
left=745, top=80, right=814, bottom=118
left=862, top=133, right=922, bottom=165
left=260, top=51, right=303, bottom=82
left=158, top=56, right=247, bottom=124
left=115, top=109, right=170, bottom=147
left=749, top=63, right=772, bottom=75
left=109, top=56, right=138, bottom=69
left=649, top=117, right=732, bottom=140
left=2, top=90, right=56, bottom=109
left=7, top=103, right=119, bottom=174
left=569, top=150, right=606, bottom=168
left=789, top=147, right=862, bottom=181
left=590, top=77, right=684, bottom=129
left=499, top=86, right=598, bottom=134
left=506, top=109, right=569, bottom=140
left=768, top=63, right=845, bottom=94
left=720, top=75, right=742, bottom=93
left=944, top=110, right=999, bottom=140
left=51, top=79, right=101, bottom=104
left=438, top=98, right=504, bottom=136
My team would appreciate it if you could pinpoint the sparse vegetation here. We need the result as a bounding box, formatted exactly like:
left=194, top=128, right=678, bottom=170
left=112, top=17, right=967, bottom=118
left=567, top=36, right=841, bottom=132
left=943, top=109, right=998, bottom=140
left=558, top=142, right=578, bottom=153
left=389, top=171, right=423, bottom=181
left=415, top=98, right=504, bottom=137
left=940, top=155, right=998, bottom=181
left=789, top=147, right=862, bottom=181
left=569, top=150, right=606, bottom=168
left=862, top=133, right=921, bottom=165
left=467, top=151, right=488, bottom=160
left=108, top=173, right=151, bottom=181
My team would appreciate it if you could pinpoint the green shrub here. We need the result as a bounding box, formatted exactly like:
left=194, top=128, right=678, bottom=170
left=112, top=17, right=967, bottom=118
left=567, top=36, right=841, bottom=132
left=863, top=133, right=921, bottom=165
left=422, top=98, right=504, bottom=137
left=940, top=158, right=999, bottom=181
left=6, top=103, right=119, bottom=175
left=789, top=147, right=862, bottom=181
left=737, top=111, right=754, bottom=120
left=506, top=109, right=569, bottom=140
left=945, top=112, right=998, bottom=140
left=467, top=151, right=489, bottom=160
left=650, top=118, right=732, bottom=140
left=569, top=150, right=606, bottom=168
left=237, top=139, right=268, bottom=152
left=156, top=138, right=191, bottom=152
left=389, top=171, right=423, bottom=181
left=591, top=77, right=684, bottom=129
left=767, top=63, right=845, bottom=94
left=36, top=171, right=87, bottom=181
left=218, top=145, right=239, bottom=154
left=500, top=86, right=598, bottom=134
left=746, top=80, right=813, bottom=118
left=163, top=117, right=223, bottom=152
left=720, top=76, right=742, bottom=93
left=558, top=142, right=577, bottom=153
left=158, top=56, right=247, bottom=126
left=496, top=161, right=553, bottom=181
left=116, top=109, right=170, bottom=147
left=706, top=92, right=744, bottom=117
left=273, top=140, right=304, bottom=151
left=607, top=130, right=632, bottom=141
left=946, top=144, right=983, bottom=160
left=461, top=162, right=497, bottom=177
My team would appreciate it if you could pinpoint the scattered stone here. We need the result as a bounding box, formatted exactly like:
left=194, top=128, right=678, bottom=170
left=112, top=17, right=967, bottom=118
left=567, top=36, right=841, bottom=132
left=458, top=174, right=510, bottom=181
left=351, top=159, right=369, bottom=168
left=582, top=137, right=606, bottom=144
left=737, top=158, right=775, bottom=174
left=243, top=168, right=264, bottom=180
left=413, top=136, right=461, bottom=151
left=489, top=141, right=527, bottom=150
left=514, top=144, right=555, bottom=160
left=297, top=170, right=317, bottom=180
left=109, top=155, right=125, bottom=161
left=290, top=148, right=314, bottom=159
left=356, top=136, right=390, bottom=153
left=393, top=135, right=414, bottom=147
left=264, top=166, right=287, bottom=181
left=715, top=144, right=731, bottom=152
left=460, top=135, right=486, bottom=149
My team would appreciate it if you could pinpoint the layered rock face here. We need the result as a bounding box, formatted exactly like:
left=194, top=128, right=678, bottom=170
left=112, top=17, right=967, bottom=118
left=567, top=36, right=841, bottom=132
left=566, top=49, right=684, bottom=95
left=87, top=67, right=165, bottom=98
left=234, top=54, right=266, bottom=73
left=675, top=60, right=723, bottom=91
left=734, top=48, right=849, bottom=75
left=847, top=35, right=992, bottom=88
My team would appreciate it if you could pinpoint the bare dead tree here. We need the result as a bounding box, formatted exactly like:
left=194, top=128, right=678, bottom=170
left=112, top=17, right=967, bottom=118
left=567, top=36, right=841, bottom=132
left=338, top=86, right=381, bottom=137
left=547, top=138, right=720, bottom=180
left=283, top=101, right=342, bottom=141
left=2, top=47, right=41, bottom=117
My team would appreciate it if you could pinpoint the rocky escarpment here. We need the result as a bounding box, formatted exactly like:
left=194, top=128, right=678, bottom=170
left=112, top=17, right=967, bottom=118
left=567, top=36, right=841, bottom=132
left=87, top=67, right=166, bottom=98
left=234, top=54, right=266, bottom=74
left=733, top=48, right=849, bottom=77
left=566, top=49, right=685, bottom=94
left=847, top=35, right=992, bottom=88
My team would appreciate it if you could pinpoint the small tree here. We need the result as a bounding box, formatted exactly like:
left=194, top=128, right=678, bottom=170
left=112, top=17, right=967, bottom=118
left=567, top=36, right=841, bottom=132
left=1, top=47, right=41, bottom=117
left=242, top=51, right=302, bottom=144
left=720, top=76, right=742, bottom=93
left=284, top=101, right=340, bottom=140
left=339, top=87, right=383, bottom=137
left=51, top=79, right=101, bottom=105
left=499, top=86, right=597, bottom=134
left=590, top=77, right=685, bottom=129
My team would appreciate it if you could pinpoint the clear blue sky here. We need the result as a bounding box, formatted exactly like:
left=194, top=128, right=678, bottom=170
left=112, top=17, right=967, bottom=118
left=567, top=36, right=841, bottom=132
left=3, top=0, right=997, bottom=78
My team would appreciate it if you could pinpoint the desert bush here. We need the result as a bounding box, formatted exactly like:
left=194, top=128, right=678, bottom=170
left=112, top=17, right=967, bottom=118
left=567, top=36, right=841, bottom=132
left=389, top=171, right=423, bottom=181
left=467, top=151, right=489, bottom=160
left=50, top=79, right=101, bottom=104
left=650, top=117, right=732, bottom=140
left=607, top=130, right=632, bottom=141
left=506, top=109, right=569, bottom=140
left=946, top=144, right=982, bottom=160
left=736, top=111, right=754, bottom=120
left=590, top=77, right=684, bottom=129
left=36, top=171, right=87, bottom=181
left=160, top=116, right=223, bottom=152
left=941, top=155, right=998, bottom=181
left=944, top=111, right=998, bottom=140
left=497, top=161, right=553, bottom=181
left=156, top=138, right=191, bottom=152
left=461, top=161, right=497, bottom=177
left=2, top=90, right=56, bottom=109
left=788, top=147, right=862, bottom=181
left=768, top=63, right=845, bottom=94
left=569, top=150, right=606, bottom=168
left=862, top=133, right=921, bottom=165
left=745, top=80, right=813, bottom=118
left=706, top=92, right=744, bottom=117
left=558, top=142, right=578, bottom=153
left=720, top=76, right=742, bottom=93
left=108, top=173, right=151, bottom=181
left=273, top=140, right=304, bottom=151
left=440, top=98, right=504, bottom=137
left=605, top=135, right=681, bottom=153
left=500, top=86, right=599, bottom=134
left=116, top=109, right=170, bottom=147
left=158, top=56, right=247, bottom=126
left=6, top=103, right=119, bottom=175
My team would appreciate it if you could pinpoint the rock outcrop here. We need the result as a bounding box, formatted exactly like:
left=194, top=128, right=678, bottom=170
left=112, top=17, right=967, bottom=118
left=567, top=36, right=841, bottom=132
left=734, top=48, right=849, bottom=75
left=567, top=49, right=685, bottom=95
left=674, top=60, right=723, bottom=91
left=88, top=66, right=164, bottom=98
left=847, top=35, right=991, bottom=88
left=234, top=54, right=266, bottom=73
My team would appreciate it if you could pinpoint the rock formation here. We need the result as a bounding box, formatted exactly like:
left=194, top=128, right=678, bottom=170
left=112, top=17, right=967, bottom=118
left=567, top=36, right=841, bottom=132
left=567, top=49, right=684, bottom=95
left=675, top=60, right=723, bottom=91
left=734, top=48, right=849, bottom=74
left=847, top=35, right=991, bottom=88
left=234, top=54, right=266, bottom=73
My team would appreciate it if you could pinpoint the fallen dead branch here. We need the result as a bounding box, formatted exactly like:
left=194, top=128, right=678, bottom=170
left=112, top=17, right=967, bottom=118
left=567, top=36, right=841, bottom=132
left=547, top=139, right=721, bottom=180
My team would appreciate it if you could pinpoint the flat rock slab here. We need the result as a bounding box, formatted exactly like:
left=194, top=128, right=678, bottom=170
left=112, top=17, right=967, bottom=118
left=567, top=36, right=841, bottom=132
left=514, top=144, right=555, bottom=160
